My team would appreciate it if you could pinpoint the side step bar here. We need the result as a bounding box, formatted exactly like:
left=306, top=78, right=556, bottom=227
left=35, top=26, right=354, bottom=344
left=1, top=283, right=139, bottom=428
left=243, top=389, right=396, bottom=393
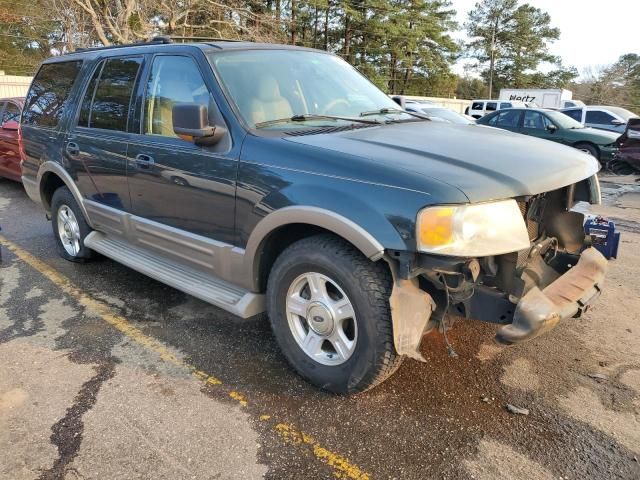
left=84, top=231, right=265, bottom=318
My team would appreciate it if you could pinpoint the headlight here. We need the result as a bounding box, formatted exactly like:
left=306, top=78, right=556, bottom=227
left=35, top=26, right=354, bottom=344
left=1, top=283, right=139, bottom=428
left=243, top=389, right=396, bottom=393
left=416, top=199, right=530, bottom=256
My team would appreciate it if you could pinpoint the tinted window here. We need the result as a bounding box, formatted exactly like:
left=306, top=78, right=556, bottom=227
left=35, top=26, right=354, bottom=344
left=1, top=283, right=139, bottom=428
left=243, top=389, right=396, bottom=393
left=496, top=110, right=521, bottom=127
left=86, top=57, right=142, bottom=131
left=564, top=109, right=582, bottom=122
left=485, top=113, right=498, bottom=126
left=23, top=61, right=82, bottom=128
left=523, top=111, right=547, bottom=129
left=144, top=55, right=209, bottom=137
left=78, top=62, right=104, bottom=127
left=586, top=110, right=616, bottom=124
left=486, top=102, right=497, bottom=111
left=471, top=102, right=484, bottom=110
left=500, top=102, right=512, bottom=109
left=2, top=102, right=20, bottom=123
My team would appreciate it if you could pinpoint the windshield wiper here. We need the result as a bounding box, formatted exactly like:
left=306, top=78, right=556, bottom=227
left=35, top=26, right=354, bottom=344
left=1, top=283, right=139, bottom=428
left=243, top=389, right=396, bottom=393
left=254, top=114, right=382, bottom=129
left=359, top=107, right=431, bottom=121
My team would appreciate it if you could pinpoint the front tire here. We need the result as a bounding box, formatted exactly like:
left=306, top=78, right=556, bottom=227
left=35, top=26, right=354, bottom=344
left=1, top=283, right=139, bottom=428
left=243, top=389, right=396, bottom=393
left=51, top=187, right=94, bottom=262
left=574, top=142, right=599, bottom=159
left=266, top=234, right=403, bottom=394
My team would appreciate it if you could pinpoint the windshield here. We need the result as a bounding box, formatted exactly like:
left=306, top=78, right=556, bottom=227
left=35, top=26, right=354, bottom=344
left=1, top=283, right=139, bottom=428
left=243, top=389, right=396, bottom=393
left=421, top=108, right=472, bottom=125
left=209, top=49, right=408, bottom=129
left=545, top=110, right=584, bottom=129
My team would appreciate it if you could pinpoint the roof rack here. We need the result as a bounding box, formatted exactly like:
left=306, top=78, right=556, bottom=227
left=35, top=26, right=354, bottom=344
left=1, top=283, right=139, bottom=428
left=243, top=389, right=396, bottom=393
left=149, top=35, right=245, bottom=43
left=74, top=35, right=245, bottom=53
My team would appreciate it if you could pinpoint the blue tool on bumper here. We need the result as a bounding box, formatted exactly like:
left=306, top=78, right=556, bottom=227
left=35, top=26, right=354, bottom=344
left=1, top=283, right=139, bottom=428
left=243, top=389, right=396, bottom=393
left=584, top=216, right=620, bottom=260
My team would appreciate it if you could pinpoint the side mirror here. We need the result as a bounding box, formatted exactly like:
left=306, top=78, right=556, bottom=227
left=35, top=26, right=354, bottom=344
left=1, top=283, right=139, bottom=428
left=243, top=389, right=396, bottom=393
left=1, top=120, right=19, bottom=131
left=611, top=119, right=626, bottom=126
left=172, top=103, right=226, bottom=145
left=546, top=124, right=558, bottom=132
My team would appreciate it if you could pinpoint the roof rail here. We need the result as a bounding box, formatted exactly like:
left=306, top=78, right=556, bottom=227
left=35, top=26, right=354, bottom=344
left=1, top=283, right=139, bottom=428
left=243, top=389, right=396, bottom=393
left=73, top=35, right=245, bottom=54
left=148, top=35, right=245, bottom=43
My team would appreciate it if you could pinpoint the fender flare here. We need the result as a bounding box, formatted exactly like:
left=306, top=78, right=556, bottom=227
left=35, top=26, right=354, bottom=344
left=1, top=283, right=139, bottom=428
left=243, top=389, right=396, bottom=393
left=243, top=206, right=386, bottom=290
left=36, top=161, right=92, bottom=226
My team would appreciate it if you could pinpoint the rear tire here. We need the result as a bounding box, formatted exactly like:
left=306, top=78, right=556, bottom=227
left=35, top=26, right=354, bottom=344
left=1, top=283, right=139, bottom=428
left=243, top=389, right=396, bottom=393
left=51, top=187, right=94, bottom=262
left=266, top=234, right=403, bottom=394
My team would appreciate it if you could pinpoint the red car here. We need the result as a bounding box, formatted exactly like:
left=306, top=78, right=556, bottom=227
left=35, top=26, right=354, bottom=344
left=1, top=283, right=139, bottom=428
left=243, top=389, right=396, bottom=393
left=0, top=97, right=24, bottom=182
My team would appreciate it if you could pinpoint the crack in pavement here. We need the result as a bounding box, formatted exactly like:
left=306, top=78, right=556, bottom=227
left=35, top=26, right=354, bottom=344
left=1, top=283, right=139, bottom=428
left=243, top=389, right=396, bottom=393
left=37, top=362, right=117, bottom=480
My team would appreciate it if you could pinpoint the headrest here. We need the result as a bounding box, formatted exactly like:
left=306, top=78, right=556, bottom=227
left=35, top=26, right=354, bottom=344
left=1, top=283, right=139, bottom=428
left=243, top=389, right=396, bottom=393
left=258, top=76, right=281, bottom=101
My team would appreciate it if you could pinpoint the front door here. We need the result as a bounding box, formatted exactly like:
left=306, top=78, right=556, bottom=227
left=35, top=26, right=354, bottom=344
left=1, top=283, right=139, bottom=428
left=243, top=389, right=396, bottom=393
left=520, top=111, right=558, bottom=143
left=126, top=53, right=238, bottom=246
left=67, top=56, right=143, bottom=211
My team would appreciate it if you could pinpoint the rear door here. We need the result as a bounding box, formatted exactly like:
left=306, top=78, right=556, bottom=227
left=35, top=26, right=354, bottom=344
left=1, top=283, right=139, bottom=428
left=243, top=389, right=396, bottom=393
left=494, top=109, right=522, bottom=133
left=126, top=52, right=238, bottom=245
left=0, top=101, right=21, bottom=180
left=67, top=55, right=143, bottom=211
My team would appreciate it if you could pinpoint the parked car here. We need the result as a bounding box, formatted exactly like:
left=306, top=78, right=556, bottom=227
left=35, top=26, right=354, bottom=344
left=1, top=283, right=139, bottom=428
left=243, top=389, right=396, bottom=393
left=404, top=104, right=475, bottom=124
left=21, top=39, right=608, bottom=394
left=477, top=107, right=619, bottom=163
left=560, top=105, right=639, bottom=133
left=466, top=99, right=527, bottom=118
left=0, top=97, right=23, bottom=182
left=610, top=117, right=640, bottom=174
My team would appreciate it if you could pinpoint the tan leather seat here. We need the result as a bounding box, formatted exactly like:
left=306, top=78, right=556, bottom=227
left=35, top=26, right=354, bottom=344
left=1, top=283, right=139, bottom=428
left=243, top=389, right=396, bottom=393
left=249, top=76, right=293, bottom=125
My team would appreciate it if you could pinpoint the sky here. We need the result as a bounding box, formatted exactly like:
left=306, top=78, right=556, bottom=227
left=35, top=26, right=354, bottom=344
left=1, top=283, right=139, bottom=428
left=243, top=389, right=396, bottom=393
left=451, top=0, right=640, bottom=78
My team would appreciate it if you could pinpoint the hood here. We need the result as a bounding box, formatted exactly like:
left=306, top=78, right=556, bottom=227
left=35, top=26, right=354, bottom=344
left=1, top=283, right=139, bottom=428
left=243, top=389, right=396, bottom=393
left=285, top=121, right=600, bottom=203
left=575, top=127, right=620, bottom=144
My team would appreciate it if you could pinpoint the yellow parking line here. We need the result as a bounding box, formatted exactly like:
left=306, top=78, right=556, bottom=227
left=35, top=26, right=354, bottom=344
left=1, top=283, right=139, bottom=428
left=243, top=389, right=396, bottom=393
left=0, top=235, right=370, bottom=480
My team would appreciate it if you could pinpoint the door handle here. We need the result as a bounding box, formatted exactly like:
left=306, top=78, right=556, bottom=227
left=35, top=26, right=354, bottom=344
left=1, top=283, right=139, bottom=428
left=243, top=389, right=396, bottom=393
left=135, top=154, right=155, bottom=169
left=66, top=142, right=80, bottom=156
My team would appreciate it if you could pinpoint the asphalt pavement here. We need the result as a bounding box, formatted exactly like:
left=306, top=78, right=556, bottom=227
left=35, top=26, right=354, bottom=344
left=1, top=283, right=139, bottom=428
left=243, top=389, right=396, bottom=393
left=1, top=176, right=639, bottom=480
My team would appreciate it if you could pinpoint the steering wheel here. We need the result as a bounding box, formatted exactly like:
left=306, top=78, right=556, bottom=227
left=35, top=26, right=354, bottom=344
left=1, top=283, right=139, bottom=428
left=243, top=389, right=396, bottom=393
left=321, top=99, right=351, bottom=115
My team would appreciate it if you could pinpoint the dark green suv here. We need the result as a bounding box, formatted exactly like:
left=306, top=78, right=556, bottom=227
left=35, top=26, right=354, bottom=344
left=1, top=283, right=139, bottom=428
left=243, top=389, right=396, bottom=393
left=20, top=38, right=608, bottom=393
left=477, top=107, right=619, bottom=163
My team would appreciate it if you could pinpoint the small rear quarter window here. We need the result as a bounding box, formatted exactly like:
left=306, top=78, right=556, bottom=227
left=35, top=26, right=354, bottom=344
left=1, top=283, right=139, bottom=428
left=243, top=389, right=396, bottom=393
left=23, top=60, right=83, bottom=128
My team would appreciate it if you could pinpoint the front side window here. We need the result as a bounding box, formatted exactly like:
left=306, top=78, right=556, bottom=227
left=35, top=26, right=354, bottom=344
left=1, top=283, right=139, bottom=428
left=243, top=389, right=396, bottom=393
left=210, top=50, right=404, bottom=129
left=486, top=102, right=497, bottom=111
left=523, top=111, right=546, bottom=130
left=79, top=57, right=142, bottom=131
left=2, top=102, right=20, bottom=123
left=23, top=61, right=82, bottom=128
left=144, top=55, right=210, bottom=137
left=586, top=110, right=615, bottom=124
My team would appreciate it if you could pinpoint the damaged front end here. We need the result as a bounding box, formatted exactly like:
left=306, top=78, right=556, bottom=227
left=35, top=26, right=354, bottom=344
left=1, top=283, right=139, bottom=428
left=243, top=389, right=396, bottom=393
left=388, top=175, right=608, bottom=359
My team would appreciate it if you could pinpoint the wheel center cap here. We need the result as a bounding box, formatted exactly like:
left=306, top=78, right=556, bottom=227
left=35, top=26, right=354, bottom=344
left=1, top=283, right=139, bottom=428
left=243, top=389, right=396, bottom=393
left=307, top=302, right=334, bottom=336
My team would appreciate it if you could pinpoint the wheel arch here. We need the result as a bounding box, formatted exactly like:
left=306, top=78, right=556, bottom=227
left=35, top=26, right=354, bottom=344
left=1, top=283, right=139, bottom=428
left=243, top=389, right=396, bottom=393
left=37, top=162, right=91, bottom=224
left=573, top=141, right=600, bottom=156
left=244, top=207, right=386, bottom=293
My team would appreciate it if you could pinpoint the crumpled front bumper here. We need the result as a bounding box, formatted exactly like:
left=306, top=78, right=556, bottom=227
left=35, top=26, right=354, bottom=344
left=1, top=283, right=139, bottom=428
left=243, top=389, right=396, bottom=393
left=496, top=247, right=608, bottom=344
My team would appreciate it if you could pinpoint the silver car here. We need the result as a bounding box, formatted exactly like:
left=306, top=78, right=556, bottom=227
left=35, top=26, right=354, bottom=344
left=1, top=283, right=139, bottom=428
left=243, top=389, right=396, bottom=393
left=561, top=105, right=639, bottom=133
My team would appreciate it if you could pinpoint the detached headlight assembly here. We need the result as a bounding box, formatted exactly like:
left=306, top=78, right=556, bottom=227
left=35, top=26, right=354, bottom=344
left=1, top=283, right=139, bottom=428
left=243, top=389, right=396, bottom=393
left=416, top=199, right=530, bottom=257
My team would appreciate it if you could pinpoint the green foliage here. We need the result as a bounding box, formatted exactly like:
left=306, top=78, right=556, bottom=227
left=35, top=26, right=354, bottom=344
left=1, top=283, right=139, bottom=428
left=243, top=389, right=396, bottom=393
left=465, top=0, right=576, bottom=96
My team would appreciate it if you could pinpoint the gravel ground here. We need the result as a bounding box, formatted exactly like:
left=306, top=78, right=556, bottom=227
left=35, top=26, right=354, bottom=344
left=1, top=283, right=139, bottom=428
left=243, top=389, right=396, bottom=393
left=0, top=174, right=639, bottom=480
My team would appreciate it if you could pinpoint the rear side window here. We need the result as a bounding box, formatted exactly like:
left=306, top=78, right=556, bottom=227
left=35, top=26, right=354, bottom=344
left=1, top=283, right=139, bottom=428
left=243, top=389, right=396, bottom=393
left=78, top=57, right=142, bottom=131
left=586, top=110, right=615, bottom=124
left=564, top=109, right=582, bottom=122
left=486, top=102, right=497, bottom=112
left=471, top=102, right=484, bottom=110
left=500, top=102, right=512, bottom=109
left=496, top=110, right=521, bottom=127
left=23, top=61, right=82, bottom=128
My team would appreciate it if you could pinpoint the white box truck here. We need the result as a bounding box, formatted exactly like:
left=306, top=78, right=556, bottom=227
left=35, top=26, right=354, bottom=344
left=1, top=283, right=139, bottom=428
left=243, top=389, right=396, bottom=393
left=499, top=88, right=583, bottom=109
